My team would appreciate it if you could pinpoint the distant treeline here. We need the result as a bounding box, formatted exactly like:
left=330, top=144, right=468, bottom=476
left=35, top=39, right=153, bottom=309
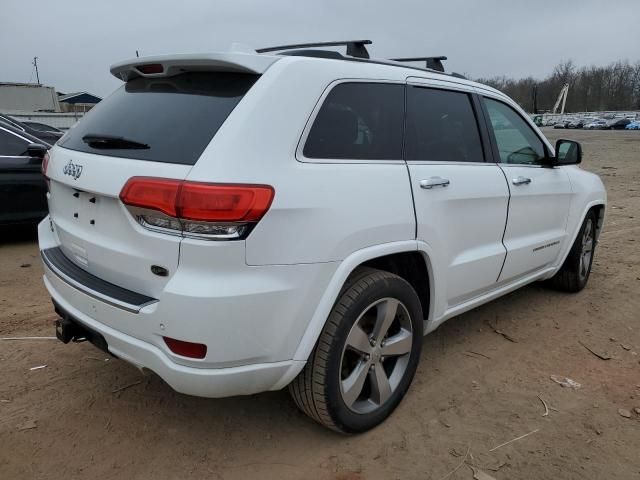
left=476, top=60, right=640, bottom=113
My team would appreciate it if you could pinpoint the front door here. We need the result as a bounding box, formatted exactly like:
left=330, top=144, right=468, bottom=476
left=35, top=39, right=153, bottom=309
left=481, top=96, right=573, bottom=283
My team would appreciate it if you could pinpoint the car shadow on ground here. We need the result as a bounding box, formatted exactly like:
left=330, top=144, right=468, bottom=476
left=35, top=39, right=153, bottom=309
left=78, top=280, right=561, bottom=439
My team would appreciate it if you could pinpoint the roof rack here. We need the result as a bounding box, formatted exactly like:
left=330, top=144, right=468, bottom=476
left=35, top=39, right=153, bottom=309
left=257, top=40, right=372, bottom=59
left=391, top=56, right=447, bottom=72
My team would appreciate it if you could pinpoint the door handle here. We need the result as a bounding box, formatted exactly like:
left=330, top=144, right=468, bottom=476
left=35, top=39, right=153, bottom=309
left=512, top=176, right=532, bottom=186
left=420, top=177, right=450, bottom=189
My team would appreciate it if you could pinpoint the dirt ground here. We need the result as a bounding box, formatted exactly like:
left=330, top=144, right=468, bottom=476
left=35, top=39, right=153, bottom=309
left=1, top=129, right=639, bottom=480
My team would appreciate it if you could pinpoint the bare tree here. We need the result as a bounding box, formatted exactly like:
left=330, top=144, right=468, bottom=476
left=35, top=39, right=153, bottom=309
left=477, top=59, right=640, bottom=112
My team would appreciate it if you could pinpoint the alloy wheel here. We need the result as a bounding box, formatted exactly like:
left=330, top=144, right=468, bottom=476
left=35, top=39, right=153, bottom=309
left=339, top=298, right=413, bottom=414
left=579, top=218, right=594, bottom=281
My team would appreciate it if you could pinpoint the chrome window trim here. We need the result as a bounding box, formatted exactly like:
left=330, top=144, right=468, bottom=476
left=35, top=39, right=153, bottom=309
left=405, top=76, right=476, bottom=93
left=295, top=78, right=406, bottom=165
left=405, top=160, right=495, bottom=167
left=0, top=125, right=32, bottom=144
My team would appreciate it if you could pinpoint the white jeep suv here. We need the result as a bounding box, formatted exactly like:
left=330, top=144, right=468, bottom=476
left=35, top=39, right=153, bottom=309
left=38, top=41, right=606, bottom=433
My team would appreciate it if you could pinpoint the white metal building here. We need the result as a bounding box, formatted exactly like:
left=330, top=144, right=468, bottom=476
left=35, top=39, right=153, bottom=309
left=0, top=82, right=61, bottom=112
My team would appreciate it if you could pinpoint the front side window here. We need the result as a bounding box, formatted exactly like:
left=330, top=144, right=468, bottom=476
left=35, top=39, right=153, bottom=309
left=303, top=83, right=404, bottom=160
left=484, top=98, right=546, bottom=165
left=0, top=129, right=29, bottom=156
left=405, top=87, right=484, bottom=162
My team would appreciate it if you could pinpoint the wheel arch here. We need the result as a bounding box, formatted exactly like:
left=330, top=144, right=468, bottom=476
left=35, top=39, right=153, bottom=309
left=289, top=240, right=435, bottom=365
left=553, top=200, right=606, bottom=276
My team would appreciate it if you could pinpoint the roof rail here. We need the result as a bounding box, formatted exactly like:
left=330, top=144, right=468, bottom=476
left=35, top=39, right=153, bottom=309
left=257, top=40, right=372, bottom=59
left=391, top=56, right=447, bottom=72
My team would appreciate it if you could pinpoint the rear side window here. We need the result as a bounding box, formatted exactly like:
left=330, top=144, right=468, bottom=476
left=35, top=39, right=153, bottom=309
left=0, top=129, right=29, bottom=156
left=303, top=83, right=404, bottom=160
left=405, top=87, right=484, bottom=162
left=58, top=72, right=258, bottom=165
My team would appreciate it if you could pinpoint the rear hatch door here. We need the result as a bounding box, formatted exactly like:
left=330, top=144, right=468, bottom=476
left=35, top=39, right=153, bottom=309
left=47, top=70, right=260, bottom=299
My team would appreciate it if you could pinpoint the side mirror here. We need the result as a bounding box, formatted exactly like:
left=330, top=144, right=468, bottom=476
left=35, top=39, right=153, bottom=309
left=554, top=139, right=582, bottom=166
left=27, top=143, right=48, bottom=158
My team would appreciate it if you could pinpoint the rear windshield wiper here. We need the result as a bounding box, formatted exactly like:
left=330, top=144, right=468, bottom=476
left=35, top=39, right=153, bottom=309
left=82, top=134, right=150, bottom=150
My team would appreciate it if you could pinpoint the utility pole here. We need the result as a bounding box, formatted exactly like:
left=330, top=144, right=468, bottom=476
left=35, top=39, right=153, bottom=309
left=32, top=56, right=40, bottom=84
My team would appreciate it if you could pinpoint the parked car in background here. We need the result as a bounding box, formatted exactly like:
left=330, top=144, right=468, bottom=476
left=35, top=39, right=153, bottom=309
left=584, top=119, right=607, bottom=130
left=0, top=113, right=63, bottom=145
left=625, top=121, right=640, bottom=130
left=566, top=119, right=582, bottom=129
left=606, top=118, right=631, bottom=130
left=38, top=45, right=607, bottom=433
left=553, top=119, right=570, bottom=129
left=0, top=123, right=50, bottom=225
left=22, top=120, right=64, bottom=135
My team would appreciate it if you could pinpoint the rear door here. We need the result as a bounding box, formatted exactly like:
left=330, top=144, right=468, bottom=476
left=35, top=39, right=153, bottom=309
left=405, top=81, right=510, bottom=309
left=46, top=71, right=258, bottom=298
left=0, top=126, right=47, bottom=224
left=480, top=96, right=572, bottom=283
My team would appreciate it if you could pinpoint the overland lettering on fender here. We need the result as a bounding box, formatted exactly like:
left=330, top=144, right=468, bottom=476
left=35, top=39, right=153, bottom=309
left=533, top=240, right=560, bottom=252
left=62, top=160, right=83, bottom=180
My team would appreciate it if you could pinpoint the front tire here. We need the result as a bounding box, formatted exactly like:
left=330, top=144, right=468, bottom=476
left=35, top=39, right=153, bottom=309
left=289, top=268, right=423, bottom=433
left=548, top=210, right=597, bottom=292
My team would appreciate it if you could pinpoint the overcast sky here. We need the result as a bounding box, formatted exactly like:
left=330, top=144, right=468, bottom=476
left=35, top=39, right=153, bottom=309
left=2, top=0, right=639, bottom=97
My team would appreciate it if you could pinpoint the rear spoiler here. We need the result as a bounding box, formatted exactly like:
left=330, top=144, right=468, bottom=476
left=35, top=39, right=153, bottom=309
left=110, top=52, right=280, bottom=81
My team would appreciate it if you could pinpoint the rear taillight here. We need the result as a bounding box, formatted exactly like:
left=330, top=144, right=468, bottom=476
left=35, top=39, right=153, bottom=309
left=41, top=152, right=50, bottom=178
left=41, top=152, right=50, bottom=190
left=119, top=177, right=274, bottom=240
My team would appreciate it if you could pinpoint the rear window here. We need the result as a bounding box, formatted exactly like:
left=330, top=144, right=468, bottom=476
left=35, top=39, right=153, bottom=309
left=405, top=87, right=484, bottom=162
left=303, top=83, right=404, bottom=160
left=59, top=72, right=258, bottom=165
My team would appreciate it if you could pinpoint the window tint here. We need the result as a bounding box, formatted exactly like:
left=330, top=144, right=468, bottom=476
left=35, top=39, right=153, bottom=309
left=405, top=87, right=484, bottom=162
left=0, top=129, right=29, bottom=156
left=303, top=83, right=404, bottom=160
left=58, top=72, right=259, bottom=165
left=484, top=98, right=546, bottom=165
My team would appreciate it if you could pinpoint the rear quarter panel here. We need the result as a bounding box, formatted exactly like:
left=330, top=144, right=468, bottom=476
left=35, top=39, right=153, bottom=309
left=184, top=58, right=416, bottom=265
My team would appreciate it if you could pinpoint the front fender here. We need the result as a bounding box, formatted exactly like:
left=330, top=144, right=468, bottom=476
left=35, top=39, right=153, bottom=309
left=549, top=166, right=606, bottom=276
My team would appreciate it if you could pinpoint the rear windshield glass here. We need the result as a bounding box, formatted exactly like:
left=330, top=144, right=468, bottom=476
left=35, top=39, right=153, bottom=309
left=58, top=72, right=258, bottom=165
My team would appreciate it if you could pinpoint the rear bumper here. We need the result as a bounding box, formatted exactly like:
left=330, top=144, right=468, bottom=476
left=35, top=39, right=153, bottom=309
left=44, top=274, right=303, bottom=397
left=38, top=216, right=337, bottom=397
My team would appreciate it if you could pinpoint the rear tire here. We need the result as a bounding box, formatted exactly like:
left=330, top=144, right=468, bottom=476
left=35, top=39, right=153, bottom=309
left=289, top=268, right=423, bottom=433
left=547, top=210, right=597, bottom=292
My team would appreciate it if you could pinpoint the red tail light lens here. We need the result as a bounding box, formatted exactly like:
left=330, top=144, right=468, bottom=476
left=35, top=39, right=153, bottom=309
left=177, top=182, right=274, bottom=222
left=163, top=336, right=207, bottom=359
left=119, top=177, right=180, bottom=217
left=41, top=152, right=50, bottom=178
left=119, top=177, right=275, bottom=239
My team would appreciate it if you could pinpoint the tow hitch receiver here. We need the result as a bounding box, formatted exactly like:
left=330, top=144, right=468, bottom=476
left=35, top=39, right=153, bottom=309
left=54, top=317, right=80, bottom=344
left=53, top=303, right=111, bottom=355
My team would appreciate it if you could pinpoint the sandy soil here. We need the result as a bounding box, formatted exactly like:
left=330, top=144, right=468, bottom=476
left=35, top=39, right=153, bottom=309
left=1, top=129, right=639, bottom=480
